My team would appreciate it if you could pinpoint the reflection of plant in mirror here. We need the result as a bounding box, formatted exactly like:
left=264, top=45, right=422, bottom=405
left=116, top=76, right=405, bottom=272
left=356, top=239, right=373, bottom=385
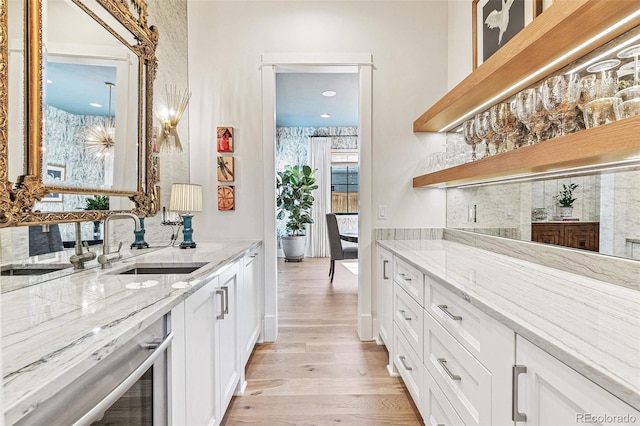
left=555, top=183, right=578, bottom=207
left=85, top=195, right=110, bottom=238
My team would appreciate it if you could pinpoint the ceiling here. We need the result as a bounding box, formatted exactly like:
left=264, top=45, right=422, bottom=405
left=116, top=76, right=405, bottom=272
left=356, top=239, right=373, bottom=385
left=276, top=71, right=359, bottom=128
left=45, top=62, right=117, bottom=117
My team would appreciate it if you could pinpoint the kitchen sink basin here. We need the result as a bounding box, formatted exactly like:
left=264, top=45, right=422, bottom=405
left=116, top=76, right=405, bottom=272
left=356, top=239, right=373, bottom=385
left=112, top=262, right=208, bottom=275
left=1, top=264, right=72, bottom=276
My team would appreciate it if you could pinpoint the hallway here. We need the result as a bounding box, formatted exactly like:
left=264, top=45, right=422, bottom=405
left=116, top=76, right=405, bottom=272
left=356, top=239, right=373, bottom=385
left=223, top=257, right=422, bottom=425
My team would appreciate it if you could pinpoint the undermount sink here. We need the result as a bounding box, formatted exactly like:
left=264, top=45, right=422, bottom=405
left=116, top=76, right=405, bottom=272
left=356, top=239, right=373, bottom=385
left=111, top=262, right=208, bottom=275
left=1, top=264, right=72, bottom=276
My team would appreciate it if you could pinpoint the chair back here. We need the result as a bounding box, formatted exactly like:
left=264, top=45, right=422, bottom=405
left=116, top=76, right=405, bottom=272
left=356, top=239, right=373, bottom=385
left=325, top=213, right=345, bottom=260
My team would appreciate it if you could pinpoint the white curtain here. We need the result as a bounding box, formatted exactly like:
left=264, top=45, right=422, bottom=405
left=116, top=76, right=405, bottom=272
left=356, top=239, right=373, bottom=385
left=307, top=137, right=331, bottom=257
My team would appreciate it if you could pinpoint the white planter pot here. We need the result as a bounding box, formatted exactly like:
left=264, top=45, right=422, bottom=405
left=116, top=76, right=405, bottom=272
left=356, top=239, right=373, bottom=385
left=558, top=206, right=573, bottom=217
left=281, top=235, right=306, bottom=261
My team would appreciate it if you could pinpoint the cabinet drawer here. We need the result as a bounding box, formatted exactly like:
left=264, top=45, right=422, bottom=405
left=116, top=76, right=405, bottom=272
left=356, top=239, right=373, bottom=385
left=425, top=277, right=498, bottom=366
left=393, top=256, right=424, bottom=306
left=423, top=365, right=466, bottom=426
left=424, top=312, right=491, bottom=426
left=393, top=323, right=423, bottom=411
left=393, top=283, right=423, bottom=359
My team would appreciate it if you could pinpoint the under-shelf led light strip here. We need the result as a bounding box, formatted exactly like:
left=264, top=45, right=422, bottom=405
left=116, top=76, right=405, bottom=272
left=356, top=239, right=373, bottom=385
left=438, top=9, right=640, bottom=133
left=451, top=158, right=640, bottom=189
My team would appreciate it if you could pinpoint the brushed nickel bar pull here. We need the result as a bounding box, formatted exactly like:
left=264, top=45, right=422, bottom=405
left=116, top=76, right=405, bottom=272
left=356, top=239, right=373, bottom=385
left=399, top=309, right=412, bottom=321
left=399, top=273, right=412, bottom=281
left=399, top=355, right=413, bottom=371
left=222, top=286, right=229, bottom=315
left=216, top=289, right=225, bottom=319
left=437, top=358, right=461, bottom=381
left=512, top=365, right=527, bottom=422
left=383, top=260, right=389, bottom=279
left=438, top=304, right=462, bottom=321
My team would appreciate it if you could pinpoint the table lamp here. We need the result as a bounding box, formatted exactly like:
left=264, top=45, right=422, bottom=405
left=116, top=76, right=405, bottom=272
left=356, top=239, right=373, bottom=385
left=169, top=183, right=203, bottom=249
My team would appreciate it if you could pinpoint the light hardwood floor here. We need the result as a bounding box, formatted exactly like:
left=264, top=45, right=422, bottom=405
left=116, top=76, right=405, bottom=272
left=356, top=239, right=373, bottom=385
left=222, top=257, right=423, bottom=425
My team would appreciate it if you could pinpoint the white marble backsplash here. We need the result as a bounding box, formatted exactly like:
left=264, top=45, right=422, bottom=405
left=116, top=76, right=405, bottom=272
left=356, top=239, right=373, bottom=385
left=444, top=228, right=640, bottom=291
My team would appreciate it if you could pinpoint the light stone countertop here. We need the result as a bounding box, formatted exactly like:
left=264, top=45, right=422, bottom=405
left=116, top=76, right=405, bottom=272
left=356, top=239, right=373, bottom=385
left=377, top=239, right=640, bottom=411
left=2, top=240, right=261, bottom=425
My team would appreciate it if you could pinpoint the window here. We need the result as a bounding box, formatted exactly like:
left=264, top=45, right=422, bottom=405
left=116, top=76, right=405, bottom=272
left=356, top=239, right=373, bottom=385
left=331, top=164, right=359, bottom=213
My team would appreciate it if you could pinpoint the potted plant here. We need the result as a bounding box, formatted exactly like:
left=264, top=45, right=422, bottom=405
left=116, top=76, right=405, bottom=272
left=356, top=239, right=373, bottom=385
left=276, top=164, right=317, bottom=261
left=554, top=183, right=578, bottom=217
left=85, top=195, right=110, bottom=239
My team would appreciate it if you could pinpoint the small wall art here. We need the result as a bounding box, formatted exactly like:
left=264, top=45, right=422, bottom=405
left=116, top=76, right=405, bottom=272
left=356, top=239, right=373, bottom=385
left=217, top=127, right=234, bottom=153
left=217, top=156, right=235, bottom=182
left=43, top=164, right=66, bottom=202
left=218, top=185, right=235, bottom=211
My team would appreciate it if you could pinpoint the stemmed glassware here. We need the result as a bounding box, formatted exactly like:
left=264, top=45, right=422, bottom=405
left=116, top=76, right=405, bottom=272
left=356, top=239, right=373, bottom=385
left=615, top=44, right=640, bottom=120
left=474, top=110, right=494, bottom=159
left=515, top=87, right=548, bottom=145
left=581, top=59, right=621, bottom=128
left=541, top=74, right=581, bottom=137
left=463, top=118, right=480, bottom=161
left=489, top=102, right=517, bottom=155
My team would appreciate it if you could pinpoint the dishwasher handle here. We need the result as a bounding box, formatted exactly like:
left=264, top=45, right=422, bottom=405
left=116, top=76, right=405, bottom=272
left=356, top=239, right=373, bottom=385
left=73, top=332, right=174, bottom=426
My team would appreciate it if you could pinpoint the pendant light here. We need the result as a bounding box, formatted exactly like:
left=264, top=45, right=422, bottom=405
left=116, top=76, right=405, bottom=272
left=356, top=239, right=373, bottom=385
left=85, top=82, right=116, bottom=156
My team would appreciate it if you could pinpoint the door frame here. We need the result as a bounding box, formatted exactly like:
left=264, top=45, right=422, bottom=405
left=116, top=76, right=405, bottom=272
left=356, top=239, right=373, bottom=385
left=261, top=52, right=374, bottom=341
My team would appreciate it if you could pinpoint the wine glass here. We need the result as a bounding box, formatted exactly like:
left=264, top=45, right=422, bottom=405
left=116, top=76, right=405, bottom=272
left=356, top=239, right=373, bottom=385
left=541, top=74, right=581, bottom=137
left=489, top=102, right=517, bottom=155
left=515, top=87, right=548, bottom=145
left=474, top=110, right=494, bottom=159
left=463, top=119, right=480, bottom=161
left=615, top=44, right=640, bottom=120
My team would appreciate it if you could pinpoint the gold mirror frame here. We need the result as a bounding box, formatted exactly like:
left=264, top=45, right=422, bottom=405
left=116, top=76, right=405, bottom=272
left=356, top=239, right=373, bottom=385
left=0, top=0, right=159, bottom=227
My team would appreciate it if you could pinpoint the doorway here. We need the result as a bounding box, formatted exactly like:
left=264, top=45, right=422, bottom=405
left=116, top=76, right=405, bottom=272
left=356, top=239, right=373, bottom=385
left=261, top=52, right=374, bottom=342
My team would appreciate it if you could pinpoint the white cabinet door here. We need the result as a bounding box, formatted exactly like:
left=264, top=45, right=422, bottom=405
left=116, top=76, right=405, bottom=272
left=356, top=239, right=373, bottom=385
left=515, top=335, right=640, bottom=425
left=184, top=277, right=219, bottom=426
left=241, top=245, right=263, bottom=367
left=376, top=246, right=393, bottom=348
left=217, top=263, right=241, bottom=418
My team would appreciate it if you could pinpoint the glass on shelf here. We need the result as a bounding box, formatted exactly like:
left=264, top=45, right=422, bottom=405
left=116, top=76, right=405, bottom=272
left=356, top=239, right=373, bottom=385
left=463, top=119, right=480, bottom=161
left=541, top=74, right=581, bottom=137
left=614, top=44, right=640, bottom=120
left=584, top=97, right=621, bottom=128
left=515, top=87, right=549, bottom=145
left=474, top=110, right=495, bottom=159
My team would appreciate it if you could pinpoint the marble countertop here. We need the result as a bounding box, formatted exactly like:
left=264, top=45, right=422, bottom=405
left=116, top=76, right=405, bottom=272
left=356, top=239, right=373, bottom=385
left=2, top=240, right=261, bottom=425
left=377, top=239, right=640, bottom=410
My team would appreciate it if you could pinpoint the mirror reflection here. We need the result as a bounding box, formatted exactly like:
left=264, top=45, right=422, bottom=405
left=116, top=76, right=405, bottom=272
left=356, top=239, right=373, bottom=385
left=446, top=168, right=640, bottom=261
left=42, top=0, right=140, bottom=197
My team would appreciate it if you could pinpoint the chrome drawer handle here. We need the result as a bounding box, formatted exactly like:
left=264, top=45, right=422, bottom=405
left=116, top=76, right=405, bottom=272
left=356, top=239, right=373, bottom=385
left=399, top=273, right=412, bottom=282
left=437, top=358, right=461, bottom=381
left=399, top=309, right=412, bottom=321
left=215, top=289, right=225, bottom=319
left=399, top=355, right=413, bottom=371
left=438, top=304, right=462, bottom=321
left=512, top=365, right=527, bottom=422
left=383, top=260, right=389, bottom=280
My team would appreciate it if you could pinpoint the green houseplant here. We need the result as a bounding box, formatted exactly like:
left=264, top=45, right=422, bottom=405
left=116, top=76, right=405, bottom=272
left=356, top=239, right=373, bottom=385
left=85, top=195, right=110, bottom=239
left=276, top=164, right=317, bottom=260
left=554, top=183, right=578, bottom=217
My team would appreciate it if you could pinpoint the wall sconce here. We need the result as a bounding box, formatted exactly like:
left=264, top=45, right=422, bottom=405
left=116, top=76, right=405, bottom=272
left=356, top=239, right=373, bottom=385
left=169, top=183, right=202, bottom=249
left=85, top=82, right=116, bottom=156
left=156, top=85, right=191, bottom=153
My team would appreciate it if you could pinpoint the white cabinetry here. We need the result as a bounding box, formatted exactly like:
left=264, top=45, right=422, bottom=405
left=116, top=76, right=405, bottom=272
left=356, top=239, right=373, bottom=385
left=376, top=245, right=393, bottom=347
left=514, top=336, right=640, bottom=425
left=177, top=262, right=241, bottom=426
left=240, top=246, right=263, bottom=368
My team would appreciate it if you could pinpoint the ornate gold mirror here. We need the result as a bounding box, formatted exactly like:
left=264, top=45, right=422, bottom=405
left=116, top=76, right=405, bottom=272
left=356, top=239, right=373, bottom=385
left=0, top=0, right=159, bottom=228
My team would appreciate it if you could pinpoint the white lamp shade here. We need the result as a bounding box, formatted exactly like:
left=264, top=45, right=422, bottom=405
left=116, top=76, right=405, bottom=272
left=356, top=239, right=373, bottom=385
left=169, top=183, right=202, bottom=213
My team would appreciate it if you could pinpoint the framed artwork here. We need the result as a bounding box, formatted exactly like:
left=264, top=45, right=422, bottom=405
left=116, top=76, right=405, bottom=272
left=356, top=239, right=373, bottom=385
left=218, top=185, right=235, bottom=211
left=217, top=156, right=235, bottom=182
left=473, top=0, right=534, bottom=69
left=43, top=165, right=65, bottom=202
left=217, top=126, right=234, bottom=153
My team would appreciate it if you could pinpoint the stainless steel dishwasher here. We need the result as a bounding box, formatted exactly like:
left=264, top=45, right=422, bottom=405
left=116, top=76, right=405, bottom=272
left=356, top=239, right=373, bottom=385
left=16, top=314, right=173, bottom=425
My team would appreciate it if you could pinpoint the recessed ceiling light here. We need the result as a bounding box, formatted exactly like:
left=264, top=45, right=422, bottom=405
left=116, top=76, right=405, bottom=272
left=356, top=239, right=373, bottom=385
left=322, top=90, right=336, bottom=97
left=46, top=79, right=53, bottom=84
left=90, top=102, right=102, bottom=108
left=320, top=113, right=330, bottom=118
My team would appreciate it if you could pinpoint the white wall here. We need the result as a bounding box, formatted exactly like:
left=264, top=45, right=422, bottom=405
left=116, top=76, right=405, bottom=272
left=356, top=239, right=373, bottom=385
left=187, top=0, right=449, bottom=242
left=447, top=0, right=473, bottom=90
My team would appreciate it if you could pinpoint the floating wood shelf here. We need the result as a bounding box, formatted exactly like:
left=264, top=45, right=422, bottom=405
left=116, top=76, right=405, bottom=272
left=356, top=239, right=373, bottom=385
left=413, top=1, right=640, bottom=133
left=412, top=116, right=640, bottom=188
